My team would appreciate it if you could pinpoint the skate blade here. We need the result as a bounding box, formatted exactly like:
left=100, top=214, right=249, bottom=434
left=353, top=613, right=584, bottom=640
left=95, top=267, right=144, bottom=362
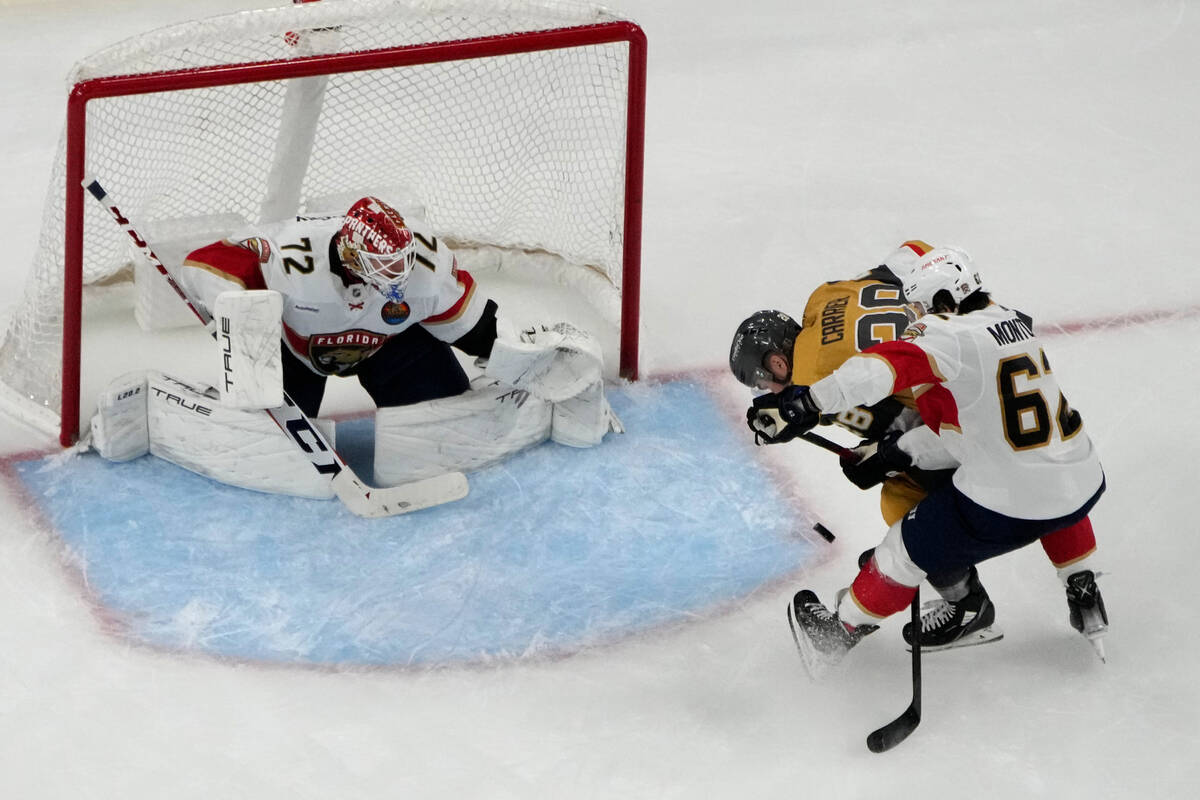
left=906, top=626, right=1004, bottom=653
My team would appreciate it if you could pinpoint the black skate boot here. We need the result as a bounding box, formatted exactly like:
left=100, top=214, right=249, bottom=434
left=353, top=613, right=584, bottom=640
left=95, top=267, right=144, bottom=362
left=787, top=590, right=877, bottom=678
left=1065, top=570, right=1108, bottom=662
left=902, top=568, right=1002, bottom=651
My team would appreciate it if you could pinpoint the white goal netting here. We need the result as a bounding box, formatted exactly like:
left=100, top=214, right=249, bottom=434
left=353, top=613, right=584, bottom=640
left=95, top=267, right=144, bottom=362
left=0, top=0, right=643, bottom=440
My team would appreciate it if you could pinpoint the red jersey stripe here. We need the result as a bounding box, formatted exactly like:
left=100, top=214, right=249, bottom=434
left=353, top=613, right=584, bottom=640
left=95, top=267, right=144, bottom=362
left=423, top=269, right=476, bottom=325
left=913, top=382, right=961, bottom=433
left=866, top=339, right=946, bottom=391
left=182, top=241, right=267, bottom=291
left=282, top=321, right=309, bottom=356
left=869, top=339, right=960, bottom=433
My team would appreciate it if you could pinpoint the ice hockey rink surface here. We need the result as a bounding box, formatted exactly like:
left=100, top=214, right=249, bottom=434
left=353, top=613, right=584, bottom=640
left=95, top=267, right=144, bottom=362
left=1, top=1, right=1198, bottom=798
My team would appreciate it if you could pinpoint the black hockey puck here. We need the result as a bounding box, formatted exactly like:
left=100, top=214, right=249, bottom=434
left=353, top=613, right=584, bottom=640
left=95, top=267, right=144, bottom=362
left=813, top=523, right=835, bottom=543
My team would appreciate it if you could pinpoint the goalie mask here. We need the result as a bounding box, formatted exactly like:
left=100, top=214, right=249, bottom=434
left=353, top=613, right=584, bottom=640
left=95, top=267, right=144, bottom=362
left=729, top=310, right=801, bottom=389
left=902, top=246, right=984, bottom=316
left=338, top=196, right=417, bottom=302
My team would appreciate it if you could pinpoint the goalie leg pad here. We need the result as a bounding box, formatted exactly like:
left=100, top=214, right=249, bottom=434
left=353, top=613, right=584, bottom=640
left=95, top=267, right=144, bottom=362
left=89, top=371, right=151, bottom=462
left=375, top=377, right=552, bottom=486
left=145, top=371, right=334, bottom=499
left=551, top=381, right=624, bottom=447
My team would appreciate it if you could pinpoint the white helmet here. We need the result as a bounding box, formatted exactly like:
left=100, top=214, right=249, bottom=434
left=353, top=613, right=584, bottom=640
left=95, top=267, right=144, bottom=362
left=902, top=246, right=983, bottom=315
left=878, top=239, right=934, bottom=282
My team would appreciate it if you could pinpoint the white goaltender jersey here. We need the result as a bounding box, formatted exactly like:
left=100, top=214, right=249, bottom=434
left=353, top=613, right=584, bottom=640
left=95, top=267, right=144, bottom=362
left=811, top=302, right=1104, bottom=520
left=180, top=213, right=488, bottom=376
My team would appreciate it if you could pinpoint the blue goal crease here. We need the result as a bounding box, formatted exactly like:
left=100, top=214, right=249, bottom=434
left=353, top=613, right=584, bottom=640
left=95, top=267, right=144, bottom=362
left=13, top=380, right=817, bottom=667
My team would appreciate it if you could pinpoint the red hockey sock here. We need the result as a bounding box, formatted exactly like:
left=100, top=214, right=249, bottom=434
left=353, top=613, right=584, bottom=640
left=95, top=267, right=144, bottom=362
left=1040, top=516, right=1097, bottom=569
left=845, top=558, right=918, bottom=622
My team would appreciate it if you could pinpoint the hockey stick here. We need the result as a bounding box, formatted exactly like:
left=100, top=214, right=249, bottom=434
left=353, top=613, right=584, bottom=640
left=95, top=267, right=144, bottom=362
left=800, top=430, right=856, bottom=460
left=84, top=177, right=468, bottom=518
left=866, top=588, right=922, bottom=753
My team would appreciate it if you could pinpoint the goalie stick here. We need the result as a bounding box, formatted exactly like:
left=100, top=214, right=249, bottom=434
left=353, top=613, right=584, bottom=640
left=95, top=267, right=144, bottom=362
left=84, top=177, right=468, bottom=518
left=866, top=589, right=922, bottom=753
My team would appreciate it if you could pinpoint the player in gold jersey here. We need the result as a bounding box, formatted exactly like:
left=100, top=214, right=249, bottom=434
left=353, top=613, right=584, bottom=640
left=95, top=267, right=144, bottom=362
left=730, top=240, right=947, bottom=526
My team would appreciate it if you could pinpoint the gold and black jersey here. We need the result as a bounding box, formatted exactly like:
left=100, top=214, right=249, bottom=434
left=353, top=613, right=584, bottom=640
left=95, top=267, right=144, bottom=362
left=790, top=272, right=915, bottom=440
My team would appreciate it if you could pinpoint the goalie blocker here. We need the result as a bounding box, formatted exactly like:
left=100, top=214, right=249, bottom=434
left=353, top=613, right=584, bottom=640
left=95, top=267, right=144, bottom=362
left=90, top=324, right=622, bottom=496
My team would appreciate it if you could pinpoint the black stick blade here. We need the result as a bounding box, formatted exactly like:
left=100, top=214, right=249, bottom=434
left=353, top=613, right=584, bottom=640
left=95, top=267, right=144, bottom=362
left=866, top=705, right=920, bottom=753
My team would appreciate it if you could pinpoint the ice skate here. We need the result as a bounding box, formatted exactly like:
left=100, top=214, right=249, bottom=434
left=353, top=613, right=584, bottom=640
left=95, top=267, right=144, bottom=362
left=902, top=571, right=1002, bottom=652
left=1065, top=570, right=1108, bottom=662
left=786, top=590, right=876, bottom=679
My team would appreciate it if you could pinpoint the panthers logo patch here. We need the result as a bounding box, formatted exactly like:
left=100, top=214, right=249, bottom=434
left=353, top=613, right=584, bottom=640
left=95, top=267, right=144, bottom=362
left=308, top=330, right=387, bottom=375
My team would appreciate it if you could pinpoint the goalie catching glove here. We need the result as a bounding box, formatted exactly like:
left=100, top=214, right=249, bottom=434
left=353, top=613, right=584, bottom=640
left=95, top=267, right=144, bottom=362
left=483, top=321, right=623, bottom=446
left=484, top=322, right=604, bottom=402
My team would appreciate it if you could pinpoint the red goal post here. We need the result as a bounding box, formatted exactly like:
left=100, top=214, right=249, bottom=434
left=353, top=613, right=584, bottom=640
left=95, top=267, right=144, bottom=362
left=0, top=0, right=646, bottom=446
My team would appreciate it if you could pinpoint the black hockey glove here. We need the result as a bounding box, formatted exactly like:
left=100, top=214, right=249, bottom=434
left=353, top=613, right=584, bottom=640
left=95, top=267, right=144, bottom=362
left=840, top=430, right=913, bottom=490
left=746, top=385, right=821, bottom=446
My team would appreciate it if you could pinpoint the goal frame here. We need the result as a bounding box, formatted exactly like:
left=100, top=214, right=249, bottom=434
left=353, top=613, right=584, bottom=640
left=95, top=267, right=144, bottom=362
left=60, top=21, right=646, bottom=447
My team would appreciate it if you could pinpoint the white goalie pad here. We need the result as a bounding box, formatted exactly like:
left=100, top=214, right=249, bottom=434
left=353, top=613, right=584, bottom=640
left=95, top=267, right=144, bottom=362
left=91, top=370, right=335, bottom=500
left=552, top=380, right=625, bottom=448
left=375, top=377, right=553, bottom=486
left=213, top=289, right=284, bottom=409
left=89, top=371, right=151, bottom=462
left=483, top=322, right=606, bottom=403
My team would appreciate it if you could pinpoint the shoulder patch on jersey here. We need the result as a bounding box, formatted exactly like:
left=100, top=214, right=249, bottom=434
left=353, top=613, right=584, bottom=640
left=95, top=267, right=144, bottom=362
left=239, top=237, right=272, bottom=264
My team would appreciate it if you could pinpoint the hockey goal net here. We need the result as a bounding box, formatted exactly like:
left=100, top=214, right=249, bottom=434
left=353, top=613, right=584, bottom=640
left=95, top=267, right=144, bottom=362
left=0, top=0, right=645, bottom=446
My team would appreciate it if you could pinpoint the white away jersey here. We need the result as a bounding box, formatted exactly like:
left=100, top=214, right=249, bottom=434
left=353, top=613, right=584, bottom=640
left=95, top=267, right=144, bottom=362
left=811, top=303, right=1104, bottom=519
left=181, top=214, right=489, bottom=376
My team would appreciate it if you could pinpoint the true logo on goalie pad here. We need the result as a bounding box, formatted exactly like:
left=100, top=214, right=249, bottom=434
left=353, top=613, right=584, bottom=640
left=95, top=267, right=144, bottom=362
left=498, top=388, right=534, bottom=408
left=219, top=316, right=236, bottom=396
left=150, top=385, right=214, bottom=416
